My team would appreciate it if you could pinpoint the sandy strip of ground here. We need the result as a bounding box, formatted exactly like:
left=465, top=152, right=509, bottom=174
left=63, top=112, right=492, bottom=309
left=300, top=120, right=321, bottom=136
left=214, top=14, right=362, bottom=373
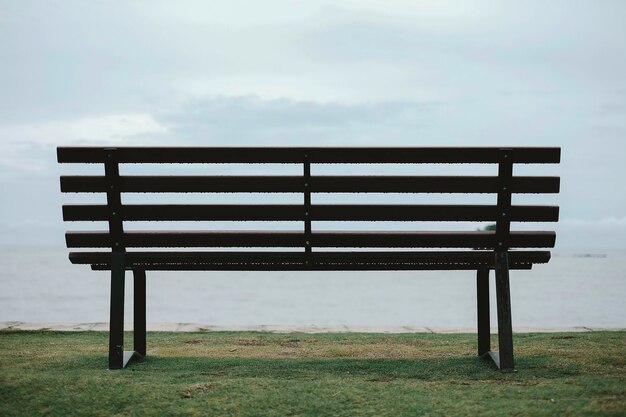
left=1, top=321, right=623, bottom=333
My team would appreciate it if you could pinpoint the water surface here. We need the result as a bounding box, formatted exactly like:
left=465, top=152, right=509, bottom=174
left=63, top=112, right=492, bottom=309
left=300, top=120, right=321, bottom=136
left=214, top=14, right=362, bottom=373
left=1, top=247, right=624, bottom=327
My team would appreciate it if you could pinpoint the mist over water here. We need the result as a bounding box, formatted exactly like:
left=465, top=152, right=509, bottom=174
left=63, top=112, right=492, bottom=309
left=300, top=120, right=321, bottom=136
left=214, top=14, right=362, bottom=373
left=1, top=247, right=624, bottom=328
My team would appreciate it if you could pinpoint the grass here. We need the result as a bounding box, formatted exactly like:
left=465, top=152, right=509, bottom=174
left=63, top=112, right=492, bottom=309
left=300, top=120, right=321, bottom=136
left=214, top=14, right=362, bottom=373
left=0, top=330, right=624, bottom=416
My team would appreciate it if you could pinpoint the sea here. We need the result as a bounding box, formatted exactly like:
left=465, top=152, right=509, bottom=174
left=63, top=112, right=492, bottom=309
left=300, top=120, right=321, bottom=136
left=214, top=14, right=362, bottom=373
left=1, top=247, right=624, bottom=328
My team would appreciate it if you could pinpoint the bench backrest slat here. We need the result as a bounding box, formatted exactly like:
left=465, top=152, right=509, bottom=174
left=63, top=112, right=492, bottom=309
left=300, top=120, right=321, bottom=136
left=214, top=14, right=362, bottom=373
left=62, top=204, right=559, bottom=222
left=64, top=230, right=556, bottom=249
left=60, top=175, right=560, bottom=194
left=58, top=147, right=560, bottom=164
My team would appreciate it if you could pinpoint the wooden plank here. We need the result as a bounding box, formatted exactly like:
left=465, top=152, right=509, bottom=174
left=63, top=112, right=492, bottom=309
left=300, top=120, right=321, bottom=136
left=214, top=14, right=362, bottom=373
left=63, top=205, right=109, bottom=221
left=310, top=231, right=556, bottom=248
left=60, top=175, right=561, bottom=194
left=62, top=204, right=559, bottom=222
left=83, top=250, right=546, bottom=271
left=496, top=149, right=513, bottom=250
left=60, top=176, right=108, bottom=192
left=90, top=263, right=535, bottom=271
left=57, top=147, right=561, bottom=164
left=104, top=153, right=125, bottom=252
left=312, top=176, right=561, bottom=194
left=303, top=158, right=312, bottom=260
left=309, top=205, right=559, bottom=222
left=65, top=230, right=556, bottom=248
left=70, top=250, right=552, bottom=265
left=512, top=176, right=560, bottom=194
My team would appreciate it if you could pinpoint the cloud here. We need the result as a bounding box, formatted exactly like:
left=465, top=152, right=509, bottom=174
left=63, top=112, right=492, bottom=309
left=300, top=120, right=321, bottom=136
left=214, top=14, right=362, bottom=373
left=162, top=95, right=439, bottom=146
left=0, top=114, right=167, bottom=174
left=0, top=113, right=167, bottom=146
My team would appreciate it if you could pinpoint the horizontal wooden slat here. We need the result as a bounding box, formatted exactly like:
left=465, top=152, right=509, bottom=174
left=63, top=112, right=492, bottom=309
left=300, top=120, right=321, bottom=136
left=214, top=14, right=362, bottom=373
left=312, top=176, right=561, bottom=194
left=309, top=205, right=558, bottom=222
left=62, top=204, right=559, bottom=222
left=91, top=263, right=534, bottom=271
left=60, top=175, right=560, bottom=194
left=57, top=147, right=561, bottom=164
left=60, top=176, right=107, bottom=192
left=65, top=230, right=556, bottom=248
left=72, top=250, right=549, bottom=271
left=71, top=250, right=551, bottom=264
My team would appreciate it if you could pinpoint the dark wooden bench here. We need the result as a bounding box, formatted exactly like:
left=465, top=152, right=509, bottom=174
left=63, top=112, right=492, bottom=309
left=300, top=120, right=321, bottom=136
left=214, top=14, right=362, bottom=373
left=57, top=146, right=560, bottom=371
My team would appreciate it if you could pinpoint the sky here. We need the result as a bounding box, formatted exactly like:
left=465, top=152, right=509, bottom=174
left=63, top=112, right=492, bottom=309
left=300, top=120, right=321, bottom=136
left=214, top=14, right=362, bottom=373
left=0, top=0, right=625, bottom=249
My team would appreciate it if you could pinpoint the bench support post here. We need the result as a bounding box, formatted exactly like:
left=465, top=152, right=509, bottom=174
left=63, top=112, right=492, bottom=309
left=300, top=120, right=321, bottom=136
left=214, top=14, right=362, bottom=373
left=303, top=153, right=312, bottom=268
left=494, top=251, right=515, bottom=372
left=476, top=267, right=490, bottom=357
left=108, top=252, right=126, bottom=370
left=133, top=268, right=146, bottom=357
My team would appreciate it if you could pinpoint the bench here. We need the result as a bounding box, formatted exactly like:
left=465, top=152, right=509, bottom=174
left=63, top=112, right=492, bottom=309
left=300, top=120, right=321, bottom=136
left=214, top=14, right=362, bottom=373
left=57, top=146, right=561, bottom=371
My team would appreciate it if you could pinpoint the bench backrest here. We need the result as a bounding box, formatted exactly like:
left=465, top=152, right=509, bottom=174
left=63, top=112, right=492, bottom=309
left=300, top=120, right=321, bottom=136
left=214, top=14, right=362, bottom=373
left=58, top=147, right=560, bottom=256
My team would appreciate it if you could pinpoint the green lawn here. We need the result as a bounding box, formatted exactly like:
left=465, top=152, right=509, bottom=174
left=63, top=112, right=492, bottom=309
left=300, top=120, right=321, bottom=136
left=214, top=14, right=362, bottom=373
left=1, top=330, right=624, bottom=416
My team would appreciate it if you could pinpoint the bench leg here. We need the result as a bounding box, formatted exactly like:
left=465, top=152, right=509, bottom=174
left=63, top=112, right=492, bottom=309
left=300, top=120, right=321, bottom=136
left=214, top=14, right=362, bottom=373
left=476, top=267, right=490, bottom=357
left=133, top=268, right=146, bottom=357
left=108, top=252, right=126, bottom=370
left=494, top=251, right=515, bottom=372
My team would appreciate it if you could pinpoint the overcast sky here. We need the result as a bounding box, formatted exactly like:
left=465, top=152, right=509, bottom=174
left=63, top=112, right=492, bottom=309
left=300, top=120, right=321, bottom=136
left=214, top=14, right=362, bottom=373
left=0, top=0, right=625, bottom=249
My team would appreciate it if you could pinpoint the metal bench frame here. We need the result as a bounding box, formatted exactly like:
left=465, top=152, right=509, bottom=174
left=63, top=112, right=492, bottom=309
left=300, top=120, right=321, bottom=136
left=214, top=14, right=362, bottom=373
left=58, top=147, right=561, bottom=371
